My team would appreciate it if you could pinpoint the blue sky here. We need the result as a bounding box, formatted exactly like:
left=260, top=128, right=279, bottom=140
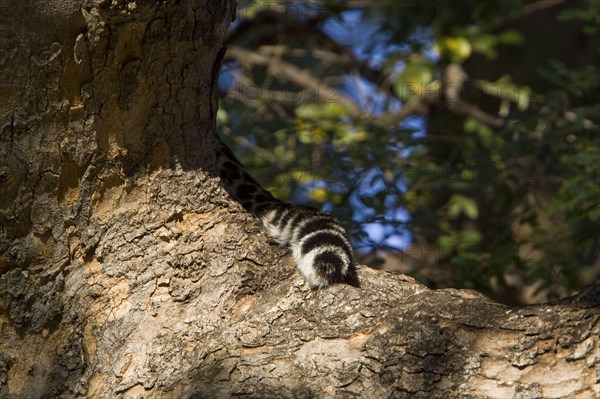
left=221, top=4, right=435, bottom=253
left=320, top=8, right=426, bottom=252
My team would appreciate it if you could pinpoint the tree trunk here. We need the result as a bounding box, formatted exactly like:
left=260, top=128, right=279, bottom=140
left=0, top=1, right=598, bottom=398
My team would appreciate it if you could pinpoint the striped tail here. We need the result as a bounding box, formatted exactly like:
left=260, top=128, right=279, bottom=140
left=216, top=139, right=359, bottom=289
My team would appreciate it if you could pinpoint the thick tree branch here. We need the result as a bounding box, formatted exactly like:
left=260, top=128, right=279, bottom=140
left=1, top=2, right=597, bottom=399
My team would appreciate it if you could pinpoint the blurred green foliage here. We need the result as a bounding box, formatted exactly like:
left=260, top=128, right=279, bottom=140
left=219, top=0, right=599, bottom=302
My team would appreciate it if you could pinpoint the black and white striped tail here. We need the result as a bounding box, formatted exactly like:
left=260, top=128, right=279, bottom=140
left=217, top=139, right=359, bottom=289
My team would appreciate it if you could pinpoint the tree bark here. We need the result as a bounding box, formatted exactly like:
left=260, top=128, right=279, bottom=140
left=0, top=1, right=598, bottom=398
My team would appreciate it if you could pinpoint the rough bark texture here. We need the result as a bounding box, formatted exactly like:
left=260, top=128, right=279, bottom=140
left=0, top=1, right=598, bottom=398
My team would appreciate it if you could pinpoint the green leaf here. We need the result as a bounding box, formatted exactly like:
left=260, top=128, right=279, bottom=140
left=435, top=36, right=472, bottom=63
left=216, top=108, right=228, bottom=124
left=461, top=229, right=483, bottom=245
left=557, top=8, right=591, bottom=21
left=497, top=29, right=523, bottom=45
left=393, top=55, right=434, bottom=101
left=470, top=34, right=498, bottom=59
left=449, top=194, right=479, bottom=219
